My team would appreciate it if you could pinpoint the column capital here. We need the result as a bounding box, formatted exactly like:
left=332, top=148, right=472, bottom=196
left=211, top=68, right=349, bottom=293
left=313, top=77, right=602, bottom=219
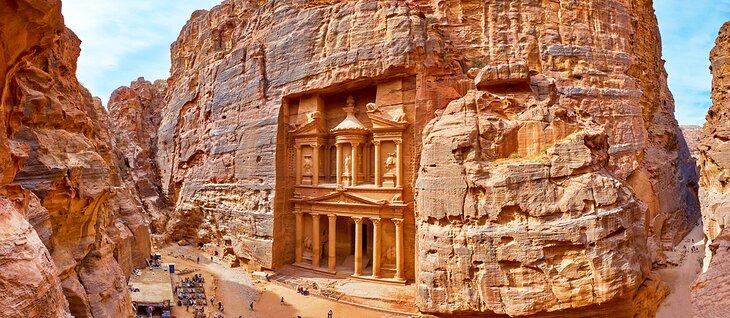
left=393, top=139, right=403, bottom=145
left=294, top=144, right=302, bottom=149
left=352, top=216, right=364, bottom=223
left=310, top=212, right=320, bottom=217
left=350, top=141, right=362, bottom=147
left=372, top=140, right=381, bottom=146
left=311, top=143, right=321, bottom=149
left=328, top=214, right=337, bottom=221
left=370, top=217, right=381, bottom=225
left=392, top=218, right=404, bottom=226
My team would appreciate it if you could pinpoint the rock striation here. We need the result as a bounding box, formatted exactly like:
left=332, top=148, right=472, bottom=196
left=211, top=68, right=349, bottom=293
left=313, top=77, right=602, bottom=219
left=693, top=21, right=730, bottom=317
left=0, top=0, right=151, bottom=316
left=113, top=0, right=700, bottom=316
left=108, top=77, right=169, bottom=235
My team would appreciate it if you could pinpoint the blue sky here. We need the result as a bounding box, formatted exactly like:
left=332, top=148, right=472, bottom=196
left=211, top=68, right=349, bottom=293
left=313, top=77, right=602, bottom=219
left=656, top=0, right=730, bottom=125
left=62, top=1, right=729, bottom=125
left=61, top=1, right=221, bottom=105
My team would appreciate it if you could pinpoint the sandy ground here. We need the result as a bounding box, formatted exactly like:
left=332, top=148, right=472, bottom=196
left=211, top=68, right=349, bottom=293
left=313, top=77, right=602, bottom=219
left=160, top=246, right=390, bottom=318
left=656, top=224, right=705, bottom=318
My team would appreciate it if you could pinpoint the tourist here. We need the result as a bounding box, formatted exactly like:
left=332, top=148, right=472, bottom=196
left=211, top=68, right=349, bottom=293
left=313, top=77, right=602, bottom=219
left=281, top=296, right=284, bottom=304
left=250, top=302, right=254, bottom=310
left=265, top=273, right=270, bottom=281
left=197, top=256, right=200, bottom=263
left=328, top=309, right=333, bottom=318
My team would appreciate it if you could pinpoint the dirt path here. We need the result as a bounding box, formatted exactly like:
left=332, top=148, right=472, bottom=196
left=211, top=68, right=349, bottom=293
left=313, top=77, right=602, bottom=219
left=160, top=246, right=390, bottom=318
left=656, top=224, right=705, bottom=318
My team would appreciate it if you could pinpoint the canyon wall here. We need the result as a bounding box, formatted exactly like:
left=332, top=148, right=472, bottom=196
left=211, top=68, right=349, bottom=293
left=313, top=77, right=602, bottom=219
left=693, top=20, right=730, bottom=318
left=0, top=0, right=151, bottom=317
left=150, top=0, right=699, bottom=316
left=108, top=77, right=169, bottom=235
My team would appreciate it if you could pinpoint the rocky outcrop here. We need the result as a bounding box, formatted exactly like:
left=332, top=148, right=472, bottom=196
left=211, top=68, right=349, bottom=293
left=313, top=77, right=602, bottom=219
left=0, top=0, right=151, bottom=316
left=146, top=0, right=698, bottom=316
left=108, top=78, right=169, bottom=234
left=693, top=21, right=730, bottom=317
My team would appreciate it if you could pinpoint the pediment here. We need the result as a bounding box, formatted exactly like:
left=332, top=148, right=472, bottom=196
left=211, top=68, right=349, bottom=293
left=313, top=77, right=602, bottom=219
left=291, top=117, right=327, bottom=136
left=367, top=113, right=408, bottom=130
left=305, top=191, right=387, bottom=206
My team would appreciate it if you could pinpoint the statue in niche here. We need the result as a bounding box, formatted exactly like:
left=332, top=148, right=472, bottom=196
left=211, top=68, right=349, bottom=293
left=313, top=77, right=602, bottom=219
left=344, top=154, right=351, bottom=174
left=385, top=246, right=396, bottom=264
left=393, top=111, right=407, bottom=123
left=366, top=102, right=380, bottom=113
left=384, top=153, right=396, bottom=175
left=308, top=111, right=322, bottom=122
left=303, top=155, right=313, bottom=176
left=304, top=236, right=312, bottom=251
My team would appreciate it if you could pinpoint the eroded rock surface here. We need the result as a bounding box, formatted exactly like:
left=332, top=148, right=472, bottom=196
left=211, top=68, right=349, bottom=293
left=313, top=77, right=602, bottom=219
left=693, top=21, right=730, bottom=317
left=0, top=0, right=150, bottom=316
left=123, top=0, right=699, bottom=316
left=108, top=77, right=169, bottom=234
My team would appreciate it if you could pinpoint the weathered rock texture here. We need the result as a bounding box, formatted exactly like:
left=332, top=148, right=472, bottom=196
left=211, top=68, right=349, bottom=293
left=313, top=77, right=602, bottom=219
left=680, top=125, right=702, bottom=159
left=108, top=77, right=169, bottom=234
left=693, top=21, right=730, bottom=317
left=144, top=0, right=698, bottom=316
left=0, top=0, right=151, bottom=316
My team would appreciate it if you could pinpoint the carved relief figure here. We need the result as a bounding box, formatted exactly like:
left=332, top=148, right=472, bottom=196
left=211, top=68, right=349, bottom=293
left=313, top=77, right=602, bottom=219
left=303, top=155, right=313, bottom=175
left=385, top=246, right=396, bottom=264
left=366, top=102, right=380, bottom=113
left=344, top=154, right=351, bottom=174
left=385, top=153, right=396, bottom=175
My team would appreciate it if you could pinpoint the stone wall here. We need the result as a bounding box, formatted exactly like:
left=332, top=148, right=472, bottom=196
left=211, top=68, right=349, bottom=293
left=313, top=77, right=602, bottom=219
left=692, top=20, right=730, bottom=317
left=149, top=0, right=698, bottom=316
left=0, top=0, right=151, bottom=316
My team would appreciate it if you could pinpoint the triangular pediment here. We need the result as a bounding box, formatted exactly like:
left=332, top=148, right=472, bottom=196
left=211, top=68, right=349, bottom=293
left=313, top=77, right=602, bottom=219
left=367, top=113, right=408, bottom=130
left=305, top=191, right=387, bottom=206
left=291, top=117, right=327, bottom=136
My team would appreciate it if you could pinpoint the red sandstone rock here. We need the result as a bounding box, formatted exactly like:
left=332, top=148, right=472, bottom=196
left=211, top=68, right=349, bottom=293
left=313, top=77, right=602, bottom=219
left=117, top=0, right=698, bottom=316
left=693, top=21, right=730, bottom=318
left=0, top=0, right=151, bottom=316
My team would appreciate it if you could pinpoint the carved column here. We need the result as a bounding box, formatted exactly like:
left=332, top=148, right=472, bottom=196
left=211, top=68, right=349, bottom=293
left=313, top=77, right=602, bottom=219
left=328, top=214, right=337, bottom=273
left=312, top=143, right=320, bottom=186
left=351, top=142, right=359, bottom=186
left=374, top=141, right=381, bottom=187
left=295, top=212, right=303, bottom=264
left=395, top=140, right=402, bottom=188
left=324, top=145, right=330, bottom=183
left=312, top=213, right=321, bottom=268
left=371, top=218, right=382, bottom=278
left=295, top=144, right=302, bottom=185
left=336, top=143, right=343, bottom=186
left=362, top=143, right=369, bottom=183
left=353, top=217, right=363, bottom=276
left=393, top=218, right=404, bottom=280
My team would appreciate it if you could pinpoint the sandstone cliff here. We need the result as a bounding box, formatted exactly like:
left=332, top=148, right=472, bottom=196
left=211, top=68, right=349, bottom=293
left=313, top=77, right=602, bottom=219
left=693, top=21, right=730, bottom=317
left=0, top=0, right=151, bottom=316
left=146, top=0, right=699, bottom=316
left=108, top=77, right=169, bottom=235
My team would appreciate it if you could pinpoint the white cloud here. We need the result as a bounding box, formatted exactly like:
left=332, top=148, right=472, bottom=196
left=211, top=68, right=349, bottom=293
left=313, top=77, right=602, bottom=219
left=656, top=0, right=730, bottom=125
left=61, top=0, right=222, bottom=105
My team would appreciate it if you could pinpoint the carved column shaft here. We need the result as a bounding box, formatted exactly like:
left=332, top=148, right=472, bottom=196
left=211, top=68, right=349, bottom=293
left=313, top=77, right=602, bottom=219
left=351, top=143, right=359, bottom=186
left=336, top=143, right=343, bottom=186
left=371, top=218, right=382, bottom=278
left=295, top=212, right=303, bottom=263
left=324, top=145, right=330, bottom=183
left=312, top=144, right=320, bottom=186
left=374, top=141, right=381, bottom=187
left=353, top=217, right=363, bottom=276
left=328, top=214, right=337, bottom=272
left=312, top=213, right=321, bottom=268
left=395, top=140, right=402, bottom=188
left=393, top=218, right=404, bottom=280
left=295, top=145, right=302, bottom=185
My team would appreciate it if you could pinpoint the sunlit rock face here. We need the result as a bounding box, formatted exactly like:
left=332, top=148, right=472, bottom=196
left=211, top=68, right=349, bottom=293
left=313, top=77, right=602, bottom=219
left=144, top=0, right=697, bottom=316
left=0, top=0, right=151, bottom=316
left=693, top=21, right=730, bottom=318
left=108, top=78, right=170, bottom=235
